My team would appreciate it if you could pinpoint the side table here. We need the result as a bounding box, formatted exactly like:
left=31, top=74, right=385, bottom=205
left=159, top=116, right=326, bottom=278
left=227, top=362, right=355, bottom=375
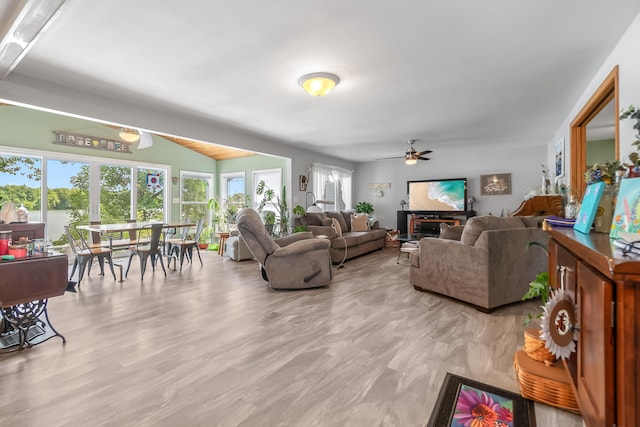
left=216, top=232, right=230, bottom=256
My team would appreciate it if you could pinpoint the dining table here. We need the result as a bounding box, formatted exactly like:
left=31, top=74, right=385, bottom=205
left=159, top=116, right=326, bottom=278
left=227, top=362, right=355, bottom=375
left=77, top=221, right=197, bottom=277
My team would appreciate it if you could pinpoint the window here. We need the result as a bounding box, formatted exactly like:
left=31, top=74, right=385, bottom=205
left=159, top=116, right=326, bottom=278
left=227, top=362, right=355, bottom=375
left=310, top=163, right=352, bottom=211
left=180, top=171, right=213, bottom=224
left=253, top=168, right=282, bottom=210
left=220, top=172, right=245, bottom=202
left=0, top=153, right=42, bottom=221
left=0, top=146, right=171, bottom=244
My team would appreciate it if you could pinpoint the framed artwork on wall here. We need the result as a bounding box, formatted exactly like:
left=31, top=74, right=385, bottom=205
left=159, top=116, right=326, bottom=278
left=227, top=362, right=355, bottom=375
left=555, top=138, right=565, bottom=178
left=480, top=173, right=512, bottom=195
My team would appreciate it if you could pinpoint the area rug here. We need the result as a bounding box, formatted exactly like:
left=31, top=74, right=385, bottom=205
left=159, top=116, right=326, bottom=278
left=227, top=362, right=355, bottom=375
left=426, top=372, right=535, bottom=427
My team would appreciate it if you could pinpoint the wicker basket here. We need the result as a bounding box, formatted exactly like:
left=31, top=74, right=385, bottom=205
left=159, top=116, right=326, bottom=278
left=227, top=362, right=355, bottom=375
left=514, top=349, right=580, bottom=413
left=523, top=327, right=557, bottom=365
left=385, top=230, right=400, bottom=248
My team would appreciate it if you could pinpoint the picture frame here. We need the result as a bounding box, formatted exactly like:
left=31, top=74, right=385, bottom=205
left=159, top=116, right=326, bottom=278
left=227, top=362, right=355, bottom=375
left=480, top=173, right=512, bottom=195
left=555, top=138, right=565, bottom=178
left=574, top=181, right=606, bottom=234
left=426, top=372, right=535, bottom=427
left=610, top=176, right=640, bottom=239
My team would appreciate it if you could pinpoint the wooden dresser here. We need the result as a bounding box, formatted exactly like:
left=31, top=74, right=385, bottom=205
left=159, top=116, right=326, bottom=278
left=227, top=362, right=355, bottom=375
left=548, top=228, right=639, bottom=427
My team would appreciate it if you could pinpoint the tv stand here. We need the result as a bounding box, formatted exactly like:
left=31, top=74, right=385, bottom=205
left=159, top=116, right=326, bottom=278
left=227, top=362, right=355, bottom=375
left=396, top=210, right=475, bottom=235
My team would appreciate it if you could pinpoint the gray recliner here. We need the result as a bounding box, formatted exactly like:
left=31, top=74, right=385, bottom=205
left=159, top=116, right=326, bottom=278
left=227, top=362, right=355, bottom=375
left=236, top=208, right=332, bottom=289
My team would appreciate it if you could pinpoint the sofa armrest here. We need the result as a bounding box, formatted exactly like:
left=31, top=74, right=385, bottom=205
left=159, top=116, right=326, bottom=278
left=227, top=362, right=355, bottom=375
left=307, top=225, right=338, bottom=239
left=275, top=231, right=315, bottom=247
left=271, top=238, right=331, bottom=257
left=419, top=237, right=486, bottom=270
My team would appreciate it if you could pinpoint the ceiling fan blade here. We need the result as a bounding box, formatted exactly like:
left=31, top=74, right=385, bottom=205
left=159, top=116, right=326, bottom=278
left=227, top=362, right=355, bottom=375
left=416, top=149, right=432, bottom=156
left=376, top=156, right=404, bottom=160
left=417, top=157, right=431, bottom=161
left=138, top=131, right=153, bottom=149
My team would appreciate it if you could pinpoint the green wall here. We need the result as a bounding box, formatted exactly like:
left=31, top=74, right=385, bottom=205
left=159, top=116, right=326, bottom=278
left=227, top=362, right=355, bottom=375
left=0, top=105, right=291, bottom=220
left=0, top=105, right=216, bottom=221
left=586, top=138, right=616, bottom=167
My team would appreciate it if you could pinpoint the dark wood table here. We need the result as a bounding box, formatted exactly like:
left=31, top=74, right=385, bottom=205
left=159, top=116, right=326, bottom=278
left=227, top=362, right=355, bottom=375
left=0, top=253, right=68, bottom=350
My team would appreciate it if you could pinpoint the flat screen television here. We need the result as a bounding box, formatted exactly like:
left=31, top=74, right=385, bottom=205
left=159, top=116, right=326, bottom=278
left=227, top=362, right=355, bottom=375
left=407, top=178, right=467, bottom=213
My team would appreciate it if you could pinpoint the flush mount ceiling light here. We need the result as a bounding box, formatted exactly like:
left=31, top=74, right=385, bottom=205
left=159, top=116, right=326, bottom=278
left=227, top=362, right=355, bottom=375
left=298, top=72, right=340, bottom=96
left=119, top=128, right=140, bottom=143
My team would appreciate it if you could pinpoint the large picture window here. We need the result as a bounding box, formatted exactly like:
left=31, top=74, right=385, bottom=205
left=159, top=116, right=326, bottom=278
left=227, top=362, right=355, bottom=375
left=0, top=146, right=170, bottom=244
left=180, top=171, right=213, bottom=224
left=310, top=163, right=352, bottom=211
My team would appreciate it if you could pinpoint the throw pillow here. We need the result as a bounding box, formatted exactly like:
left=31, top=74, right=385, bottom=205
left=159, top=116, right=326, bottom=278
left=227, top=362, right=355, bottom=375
left=351, top=214, right=369, bottom=232
left=330, top=217, right=342, bottom=237
left=340, top=209, right=356, bottom=232
left=326, top=211, right=348, bottom=233
left=439, top=223, right=464, bottom=241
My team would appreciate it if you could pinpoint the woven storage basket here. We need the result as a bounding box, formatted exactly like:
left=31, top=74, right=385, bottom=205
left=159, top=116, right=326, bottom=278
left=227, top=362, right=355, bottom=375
left=385, top=230, right=400, bottom=248
left=523, top=327, right=557, bottom=365
left=513, top=349, right=580, bottom=413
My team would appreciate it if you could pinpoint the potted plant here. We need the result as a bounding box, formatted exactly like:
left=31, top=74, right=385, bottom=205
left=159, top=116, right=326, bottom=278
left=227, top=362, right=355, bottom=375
left=256, top=180, right=289, bottom=237
left=355, top=201, right=374, bottom=215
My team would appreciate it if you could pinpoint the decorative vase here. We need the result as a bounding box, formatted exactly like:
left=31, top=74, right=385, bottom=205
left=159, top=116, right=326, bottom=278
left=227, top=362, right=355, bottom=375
left=628, top=165, right=640, bottom=178
left=564, top=195, right=580, bottom=219
left=16, top=204, right=29, bottom=223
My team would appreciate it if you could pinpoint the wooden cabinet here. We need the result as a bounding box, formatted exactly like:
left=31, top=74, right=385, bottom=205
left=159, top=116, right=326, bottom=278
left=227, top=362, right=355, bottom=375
left=0, top=222, right=45, bottom=241
left=549, top=228, right=639, bottom=427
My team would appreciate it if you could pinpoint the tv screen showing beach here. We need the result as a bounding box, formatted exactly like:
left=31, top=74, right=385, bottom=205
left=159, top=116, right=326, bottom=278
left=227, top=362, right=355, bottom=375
left=408, top=179, right=466, bottom=211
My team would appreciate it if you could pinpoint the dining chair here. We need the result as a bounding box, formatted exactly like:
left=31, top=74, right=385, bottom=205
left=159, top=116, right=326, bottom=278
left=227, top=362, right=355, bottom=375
left=167, top=219, right=205, bottom=272
left=124, top=223, right=166, bottom=280
left=65, top=225, right=117, bottom=287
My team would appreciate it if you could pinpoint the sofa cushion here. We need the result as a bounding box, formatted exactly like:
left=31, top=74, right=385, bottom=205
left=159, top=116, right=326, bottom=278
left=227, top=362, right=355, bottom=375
left=460, top=216, right=527, bottom=246
left=331, top=231, right=372, bottom=249
left=326, top=211, right=348, bottom=233
left=351, top=214, right=369, bottom=232
left=340, top=209, right=356, bottom=232
left=439, top=223, right=464, bottom=241
left=306, top=213, right=327, bottom=226
left=330, top=217, right=343, bottom=237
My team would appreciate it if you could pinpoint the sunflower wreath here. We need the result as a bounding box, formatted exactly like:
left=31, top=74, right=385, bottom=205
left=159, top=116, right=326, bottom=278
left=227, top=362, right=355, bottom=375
left=540, top=287, right=579, bottom=360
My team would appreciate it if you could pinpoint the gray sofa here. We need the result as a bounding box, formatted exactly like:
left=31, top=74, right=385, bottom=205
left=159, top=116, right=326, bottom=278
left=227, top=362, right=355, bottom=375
left=303, top=210, right=386, bottom=264
left=409, top=215, right=548, bottom=312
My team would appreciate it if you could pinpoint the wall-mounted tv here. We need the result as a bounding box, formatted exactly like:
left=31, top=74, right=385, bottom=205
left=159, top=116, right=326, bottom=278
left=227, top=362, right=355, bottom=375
left=407, top=178, right=468, bottom=213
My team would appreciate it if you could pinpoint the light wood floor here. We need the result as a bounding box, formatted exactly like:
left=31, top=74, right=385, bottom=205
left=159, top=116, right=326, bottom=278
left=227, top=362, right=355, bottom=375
left=0, top=248, right=583, bottom=427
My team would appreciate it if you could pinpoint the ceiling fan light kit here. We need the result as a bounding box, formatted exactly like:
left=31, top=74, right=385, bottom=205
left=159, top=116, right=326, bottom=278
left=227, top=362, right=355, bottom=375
left=298, top=72, right=340, bottom=96
left=119, top=128, right=140, bottom=143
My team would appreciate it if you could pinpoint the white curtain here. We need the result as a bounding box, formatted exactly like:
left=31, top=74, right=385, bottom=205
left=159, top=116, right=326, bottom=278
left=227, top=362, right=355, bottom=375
left=310, top=163, right=353, bottom=211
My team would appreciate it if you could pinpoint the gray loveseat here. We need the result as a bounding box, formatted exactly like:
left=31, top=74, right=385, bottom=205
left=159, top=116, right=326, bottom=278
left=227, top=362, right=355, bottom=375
left=303, top=210, right=386, bottom=264
left=409, top=215, right=548, bottom=312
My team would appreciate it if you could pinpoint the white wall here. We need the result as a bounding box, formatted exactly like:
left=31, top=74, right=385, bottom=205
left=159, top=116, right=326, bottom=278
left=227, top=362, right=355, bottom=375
left=355, top=144, right=546, bottom=229
left=548, top=11, right=640, bottom=182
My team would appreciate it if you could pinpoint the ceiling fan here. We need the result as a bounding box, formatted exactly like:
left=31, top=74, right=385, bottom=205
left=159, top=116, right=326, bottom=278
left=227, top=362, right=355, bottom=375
left=377, top=139, right=432, bottom=164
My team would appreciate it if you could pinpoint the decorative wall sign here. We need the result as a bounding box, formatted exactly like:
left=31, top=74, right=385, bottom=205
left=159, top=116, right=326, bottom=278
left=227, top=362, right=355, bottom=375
left=480, top=173, right=512, bottom=195
left=53, top=131, right=132, bottom=154
left=146, top=173, right=162, bottom=191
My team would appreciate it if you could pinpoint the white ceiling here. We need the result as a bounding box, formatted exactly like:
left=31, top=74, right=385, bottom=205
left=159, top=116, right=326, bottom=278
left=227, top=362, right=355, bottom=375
left=1, top=0, right=639, bottom=162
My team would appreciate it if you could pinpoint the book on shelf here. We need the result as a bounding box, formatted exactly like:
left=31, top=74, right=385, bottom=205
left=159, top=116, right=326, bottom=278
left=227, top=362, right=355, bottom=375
left=544, top=216, right=576, bottom=227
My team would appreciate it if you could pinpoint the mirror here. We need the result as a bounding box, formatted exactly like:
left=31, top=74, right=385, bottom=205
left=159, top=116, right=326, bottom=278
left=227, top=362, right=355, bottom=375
left=586, top=100, right=616, bottom=167
left=570, top=66, right=619, bottom=197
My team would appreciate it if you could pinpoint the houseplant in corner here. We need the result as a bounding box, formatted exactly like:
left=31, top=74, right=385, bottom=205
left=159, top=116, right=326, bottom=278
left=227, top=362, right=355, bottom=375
left=256, top=180, right=289, bottom=237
